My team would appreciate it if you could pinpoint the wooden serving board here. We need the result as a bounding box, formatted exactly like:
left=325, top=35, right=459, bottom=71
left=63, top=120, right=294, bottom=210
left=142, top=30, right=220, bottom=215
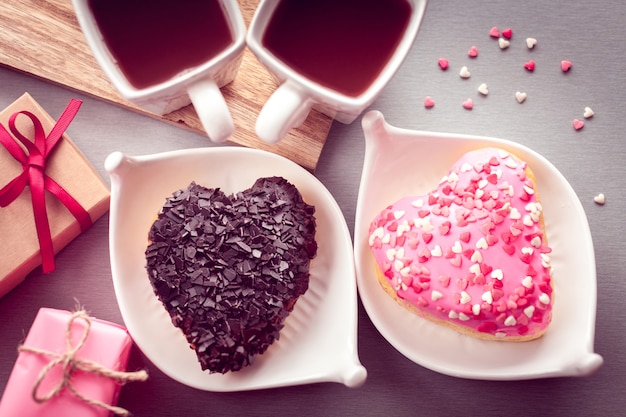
left=0, top=0, right=332, bottom=171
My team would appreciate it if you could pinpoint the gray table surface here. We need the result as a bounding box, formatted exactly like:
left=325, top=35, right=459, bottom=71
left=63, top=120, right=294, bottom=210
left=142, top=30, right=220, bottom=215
left=1, top=1, right=625, bottom=416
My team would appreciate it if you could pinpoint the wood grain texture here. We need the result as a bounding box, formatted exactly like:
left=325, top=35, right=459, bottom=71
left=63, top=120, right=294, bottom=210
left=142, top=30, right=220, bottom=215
left=0, top=0, right=331, bottom=170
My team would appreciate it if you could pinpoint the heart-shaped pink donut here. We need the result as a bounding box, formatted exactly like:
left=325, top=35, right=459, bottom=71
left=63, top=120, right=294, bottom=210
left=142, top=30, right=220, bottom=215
left=368, top=148, right=553, bottom=341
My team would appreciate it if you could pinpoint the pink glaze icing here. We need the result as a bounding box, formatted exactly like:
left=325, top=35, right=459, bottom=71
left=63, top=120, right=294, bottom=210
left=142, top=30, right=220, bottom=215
left=368, top=148, right=553, bottom=339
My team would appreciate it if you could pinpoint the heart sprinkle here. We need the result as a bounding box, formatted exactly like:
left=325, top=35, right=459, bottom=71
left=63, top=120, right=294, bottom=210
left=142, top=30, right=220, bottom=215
left=524, top=60, right=535, bottom=72
left=489, top=26, right=500, bottom=38
left=468, top=46, right=479, bottom=58
left=438, top=58, right=449, bottom=70
left=462, top=98, right=474, bottom=110
left=459, top=66, right=471, bottom=79
left=515, top=91, right=527, bottom=103
left=573, top=118, right=585, bottom=130
left=146, top=178, right=317, bottom=374
left=526, top=37, right=537, bottom=49
left=561, top=60, right=572, bottom=72
left=594, top=193, right=606, bottom=205
left=424, top=96, right=435, bottom=108
left=478, top=83, right=489, bottom=96
left=501, top=28, right=513, bottom=39
left=584, top=106, right=595, bottom=119
left=498, top=38, right=511, bottom=49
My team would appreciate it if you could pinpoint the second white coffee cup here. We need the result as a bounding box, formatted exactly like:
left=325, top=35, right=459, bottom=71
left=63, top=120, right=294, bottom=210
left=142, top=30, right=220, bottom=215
left=247, top=0, right=428, bottom=144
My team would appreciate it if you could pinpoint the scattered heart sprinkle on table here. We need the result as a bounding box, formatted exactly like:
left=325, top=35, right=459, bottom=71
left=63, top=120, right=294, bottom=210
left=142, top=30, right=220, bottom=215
left=459, top=66, right=471, bottom=79
left=424, top=96, right=435, bottom=108
left=462, top=98, right=473, bottom=110
left=489, top=26, right=500, bottom=38
left=561, top=60, right=572, bottom=72
left=594, top=193, right=606, bottom=205
left=526, top=38, right=537, bottom=49
left=524, top=60, right=535, bottom=72
left=584, top=106, right=595, bottom=119
left=438, top=58, right=449, bottom=70
left=515, top=91, right=527, bottom=103
left=498, top=38, right=511, bottom=49
left=478, top=83, right=489, bottom=95
left=573, top=118, right=585, bottom=130
left=468, top=46, right=478, bottom=58
left=501, top=28, right=513, bottom=39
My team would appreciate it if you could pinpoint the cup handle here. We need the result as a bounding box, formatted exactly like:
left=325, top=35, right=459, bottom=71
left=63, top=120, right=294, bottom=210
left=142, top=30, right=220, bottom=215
left=256, top=80, right=313, bottom=144
left=187, top=78, right=234, bottom=143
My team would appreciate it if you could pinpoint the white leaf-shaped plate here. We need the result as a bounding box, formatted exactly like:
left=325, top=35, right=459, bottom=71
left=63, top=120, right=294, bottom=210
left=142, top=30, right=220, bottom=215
left=105, top=147, right=366, bottom=391
left=354, top=110, right=603, bottom=380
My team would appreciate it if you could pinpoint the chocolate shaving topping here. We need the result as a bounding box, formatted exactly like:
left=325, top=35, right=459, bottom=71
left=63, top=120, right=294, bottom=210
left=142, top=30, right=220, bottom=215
left=145, top=177, right=317, bottom=374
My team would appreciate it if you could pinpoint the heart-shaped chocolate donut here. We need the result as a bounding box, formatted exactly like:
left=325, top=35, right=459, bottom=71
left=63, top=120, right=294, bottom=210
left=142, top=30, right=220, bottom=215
left=145, top=177, right=317, bottom=373
left=368, top=148, right=553, bottom=341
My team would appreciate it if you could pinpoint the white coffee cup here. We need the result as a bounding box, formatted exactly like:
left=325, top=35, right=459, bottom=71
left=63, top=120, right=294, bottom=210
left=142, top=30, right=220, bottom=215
left=247, top=0, right=428, bottom=144
left=72, top=0, right=246, bottom=143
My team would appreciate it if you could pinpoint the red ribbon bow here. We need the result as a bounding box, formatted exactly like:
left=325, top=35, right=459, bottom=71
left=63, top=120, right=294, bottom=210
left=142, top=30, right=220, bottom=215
left=0, top=99, right=92, bottom=273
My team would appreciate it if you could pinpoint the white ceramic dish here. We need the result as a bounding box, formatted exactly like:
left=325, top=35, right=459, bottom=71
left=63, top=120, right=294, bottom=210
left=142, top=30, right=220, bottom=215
left=105, top=147, right=366, bottom=391
left=354, top=110, right=603, bottom=380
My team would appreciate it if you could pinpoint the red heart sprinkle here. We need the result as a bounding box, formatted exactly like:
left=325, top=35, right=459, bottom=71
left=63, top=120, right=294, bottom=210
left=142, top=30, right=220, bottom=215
left=501, top=28, right=513, bottom=39
left=524, top=60, right=535, bottom=72
left=468, top=46, right=478, bottom=58
left=424, top=96, right=435, bottom=108
left=489, top=26, right=500, bottom=38
left=561, top=60, right=572, bottom=72
left=573, top=119, right=585, bottom=130
left=438, top=58, right=449, bottom=70
left=462, top=98, right=473, bottom=110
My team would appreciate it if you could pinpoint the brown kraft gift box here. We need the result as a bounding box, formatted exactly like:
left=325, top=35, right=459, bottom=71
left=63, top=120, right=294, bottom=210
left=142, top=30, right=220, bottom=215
left=0, top=93, right=110, bottom=297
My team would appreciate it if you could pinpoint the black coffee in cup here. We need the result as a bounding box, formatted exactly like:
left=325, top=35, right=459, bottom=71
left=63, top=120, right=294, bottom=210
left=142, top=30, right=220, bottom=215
left=262, top=0, right=411, bottom=97
left=88, top=0, right=234, bottom=89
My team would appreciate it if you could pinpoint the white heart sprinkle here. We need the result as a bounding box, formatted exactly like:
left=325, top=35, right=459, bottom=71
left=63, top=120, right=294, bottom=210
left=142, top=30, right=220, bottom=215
left=499, top=38, right=510, bottom=49
left=460, top=291, right=471, bottom=304
left=472, top=304, right=481, bottom=315
left=523, top=214, right=534, bottom=227
left=481, top=291, right=493, bottom=304
left=459, top=313, right=470, bottom=321
left=515, top=91, right=527, bottom=103
left=411, top=199, right=424, bottom=208
left=522, top=276, right=534, bottom=289
left=469, top=264, right=481, bottom=274
left=478, top=82, right=489, bottom=95
left=491, top=269, right=504, bottom=280
left=584, top=106, right=595, bottom=119
left=504, top=315, right=517, bottom=326
left=431, top=291, right=443, bottom=301
left=594, top=193, right=605, bottom=205
left=530, top=236, right=542, bottom=248
left=526, top=37, right=537, bottom=49
left=459, top=66, right=471, bottom=79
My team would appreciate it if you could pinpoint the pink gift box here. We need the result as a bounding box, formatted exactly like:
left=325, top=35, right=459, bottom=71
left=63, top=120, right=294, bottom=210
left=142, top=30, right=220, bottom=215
left=0, top=308, right=142, bottom=417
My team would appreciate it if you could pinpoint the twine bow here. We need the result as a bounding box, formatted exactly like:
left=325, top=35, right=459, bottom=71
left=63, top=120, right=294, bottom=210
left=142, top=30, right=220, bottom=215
left=18, top=311, right=148, bottom=417
left=0, top=99, right=92, bottom=273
